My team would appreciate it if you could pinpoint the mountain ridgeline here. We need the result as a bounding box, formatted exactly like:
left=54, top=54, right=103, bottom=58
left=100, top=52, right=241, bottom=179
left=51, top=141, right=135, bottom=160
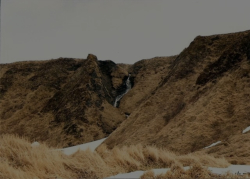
left=0, top=54, right=135, bottom=147
left=1, top=30, right=250, bottom=164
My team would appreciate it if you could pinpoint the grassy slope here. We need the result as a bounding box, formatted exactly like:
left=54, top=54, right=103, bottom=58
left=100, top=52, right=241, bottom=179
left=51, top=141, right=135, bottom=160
left=101, top=30, right=250, bottom=164
left=0, top=56, right=126, bottom=148
left=1, top=30, right=250, bottom=166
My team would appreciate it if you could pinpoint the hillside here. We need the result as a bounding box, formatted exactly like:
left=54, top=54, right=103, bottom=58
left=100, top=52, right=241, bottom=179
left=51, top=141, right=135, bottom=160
left=100, top=30, right=250, bottom=164
left=1, top=30, right=250, bottom=164
left=0, top=51, right=176, bottom=148
left=0, top=54, right=131, bottom=147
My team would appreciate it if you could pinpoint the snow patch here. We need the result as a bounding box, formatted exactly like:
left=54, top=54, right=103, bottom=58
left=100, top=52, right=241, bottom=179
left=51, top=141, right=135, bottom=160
left=242, top=126, right=250, bottom=133
left=31, top=141, right=40, bottom=147
left=204, top=141, right=221, bottom=149
left=58, top=138, right=107, bottom=155
left=105, top=165, right=250, bottom=179
left=105, top=167, right=190, bottom=179
left=209, top=165, right=250, bottom=175
left=104, top=170, right=144, bottom=179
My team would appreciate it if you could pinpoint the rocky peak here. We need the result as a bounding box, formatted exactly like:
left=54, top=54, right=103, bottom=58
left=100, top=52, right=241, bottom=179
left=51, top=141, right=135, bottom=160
left=87, top=54, right=98, bottom=61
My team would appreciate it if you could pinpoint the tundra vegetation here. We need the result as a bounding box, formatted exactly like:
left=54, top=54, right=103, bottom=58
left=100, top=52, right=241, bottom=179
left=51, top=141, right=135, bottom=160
left=1, top=30, right=250, bottom=178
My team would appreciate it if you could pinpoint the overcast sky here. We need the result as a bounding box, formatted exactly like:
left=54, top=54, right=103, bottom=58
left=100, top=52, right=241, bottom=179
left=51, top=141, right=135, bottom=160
left=1, top=0, right=250, bottom=64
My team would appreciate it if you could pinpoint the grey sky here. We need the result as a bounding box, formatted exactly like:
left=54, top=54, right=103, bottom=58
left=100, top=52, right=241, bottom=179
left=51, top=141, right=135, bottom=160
left=1, top=0, right=250, bottom=64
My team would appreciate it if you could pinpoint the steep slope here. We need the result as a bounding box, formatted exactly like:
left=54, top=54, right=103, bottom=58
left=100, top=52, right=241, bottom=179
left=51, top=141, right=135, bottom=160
left=0, top=54, right=130, bottom=147
left=100, top=30, right=250, bottom=163
left=119, top=56, right=176, bottom=114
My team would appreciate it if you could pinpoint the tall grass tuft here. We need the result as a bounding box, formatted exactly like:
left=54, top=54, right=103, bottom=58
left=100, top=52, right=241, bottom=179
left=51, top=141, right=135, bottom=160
left=0, top=134, right=230, bottom=179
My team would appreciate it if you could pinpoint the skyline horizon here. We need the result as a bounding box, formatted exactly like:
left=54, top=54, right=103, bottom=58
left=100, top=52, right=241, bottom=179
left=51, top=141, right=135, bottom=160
left=2, top=28, right=250, bottom=65
left=1, top=1, right=250, bottom=64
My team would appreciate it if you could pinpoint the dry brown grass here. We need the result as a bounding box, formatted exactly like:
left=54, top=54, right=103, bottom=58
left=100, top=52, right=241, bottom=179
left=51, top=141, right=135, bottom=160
left=102, top=30, right=250, bottom=166
left=0, top=135, right=230, bottom=179
left=2, top=31, right=250, bottom=166
left=205, top=133, right=250, bottom=165
left=0, top=57, right=126, bottom=148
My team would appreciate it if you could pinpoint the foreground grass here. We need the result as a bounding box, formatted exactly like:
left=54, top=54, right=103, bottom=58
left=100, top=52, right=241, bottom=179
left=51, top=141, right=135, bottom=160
left=0, top=135, right=230, bottom=179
